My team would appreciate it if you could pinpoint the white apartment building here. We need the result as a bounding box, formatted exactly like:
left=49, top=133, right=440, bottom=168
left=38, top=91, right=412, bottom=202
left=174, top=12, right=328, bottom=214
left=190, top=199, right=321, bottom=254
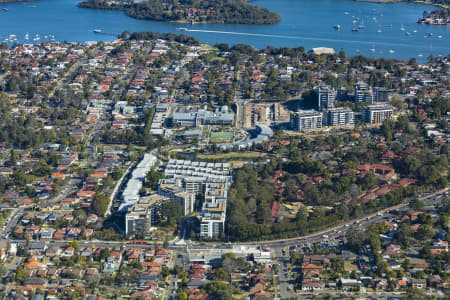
left=363, top=104, right=394, bottom=123
left=290, top=110, right=323, bottom=131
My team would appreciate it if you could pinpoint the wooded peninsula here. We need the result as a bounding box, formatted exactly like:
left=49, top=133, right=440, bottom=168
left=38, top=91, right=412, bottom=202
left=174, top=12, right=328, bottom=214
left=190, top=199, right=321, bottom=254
left=78, top=0, right=281, bottom=25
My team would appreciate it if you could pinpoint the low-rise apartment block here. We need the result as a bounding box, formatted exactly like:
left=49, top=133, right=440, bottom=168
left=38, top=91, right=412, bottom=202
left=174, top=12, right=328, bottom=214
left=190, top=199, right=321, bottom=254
left=290, top=110, right=323, bottom=131
left=363, top=104, right=394, bottom=123
left=125, top=194, right=169, bottom=235
left=315, top=86, right=336, bottom=111
left=355, top=82, right=374, bottom=103
left=323, top=107, right=354, bottom=126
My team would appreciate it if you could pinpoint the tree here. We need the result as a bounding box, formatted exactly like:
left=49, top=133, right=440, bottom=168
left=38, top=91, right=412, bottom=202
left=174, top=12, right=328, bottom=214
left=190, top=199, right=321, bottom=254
left=92, top=193, right=109, bottom=217
left=177, top=292, right=188, bottom=300
left=347, top=230, right=365, bottom=252
left=368, top=232, right=381, bottom=251
left=161, top=265, right=170, bottom=278
left=144, top=168, right=164, bottom=190
left=380, top=119, right=394, bottom=141
left=396, top=223, right=412, bottom=248
left=0, top=263, right=6, bottom=277
left=410, top=198, right=424, bottom=210
left=222, top=253, right=238, bottom=275
left=391, top=95, right=403, bottom=111
left=415, top=224, right=435, bottom=241
left=14, top=266, right=26, bottom=284
left=155, top=200, right=182, bottom=227
left=99, top=248, right=111, bottom=261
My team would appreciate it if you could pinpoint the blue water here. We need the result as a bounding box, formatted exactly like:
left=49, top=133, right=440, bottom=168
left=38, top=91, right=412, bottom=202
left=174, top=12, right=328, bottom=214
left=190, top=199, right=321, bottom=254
left=0, top=0, right=449, bottom=61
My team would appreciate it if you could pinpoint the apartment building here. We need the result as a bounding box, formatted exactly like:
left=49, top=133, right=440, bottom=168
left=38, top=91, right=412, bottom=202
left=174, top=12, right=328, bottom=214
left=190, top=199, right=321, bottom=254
left=125, top=194, right=169, bottom=235
left=200, top=182, right=228, bottom=238
left=355, top=82, right=374, bottom=103
left=158, top=178, right=195, bottom=216
left=290, top=110, right=323, bottom=131
left=315, top=86, right=336, bottom=111
left=374, top=87, right=391, bottom=103
left=363, top=105, right=394, bottom=123
left=323, top=107, right=354, bottom=126
left=160, top=159, right=233, bottom=238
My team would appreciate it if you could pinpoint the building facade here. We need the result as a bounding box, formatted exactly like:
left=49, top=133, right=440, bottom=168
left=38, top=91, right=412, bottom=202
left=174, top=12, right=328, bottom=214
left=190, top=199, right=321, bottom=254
left=125, top=194, right=169, bottom=235
left=355, top=82, right=374, bottom=103
left=158, top=179, right=195, bottom=216
left=363, top=105, right=394, bottom=123
left=290, top=110, right=323, bottom=131
left=374, top=87, right=391, bottom=103
left=315, top=86, right=336, bottom=111
left=172, top=107, right=234, bottom=127
left=160, top=159, right=233, bottom=239
left=323, top=107, right=354, bottom=126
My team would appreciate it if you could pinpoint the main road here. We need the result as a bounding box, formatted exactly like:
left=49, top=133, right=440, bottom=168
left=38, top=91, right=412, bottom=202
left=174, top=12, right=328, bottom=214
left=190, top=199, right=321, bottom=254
left=2, top=188, right=447, bottom=256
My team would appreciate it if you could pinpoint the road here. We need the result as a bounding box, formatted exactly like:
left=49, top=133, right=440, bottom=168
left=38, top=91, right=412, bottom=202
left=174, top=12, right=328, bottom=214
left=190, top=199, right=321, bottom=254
left=47, top=60, right=83, bottom=99
left=2, top=188, right=446, bottom=250
left=106, top=161, right=134, bottom=217
left=242, top=188, right=448, bottom=250
left=0, top=189, right=445, bottom=299
left=274, top=247, right=296, bottom=299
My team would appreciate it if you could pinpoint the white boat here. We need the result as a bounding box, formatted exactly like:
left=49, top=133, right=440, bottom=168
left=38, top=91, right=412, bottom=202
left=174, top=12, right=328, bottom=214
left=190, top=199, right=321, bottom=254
left=437, top=35, right=443, bottom=38
left=413, top=30, right=417, bottom=33
left=176, top=28, right=188, bottom=31
left=418, top=53, right=423, bottom=57
left=24, top=33, right=29, bottom=40
left=370, top=47, right=375, bottom=53
left=400, top=24, right=405, bottom=31
left=93, top=29, right=102, bottom=33
left=2, top=8, right=8, bottom=12
left=334, top=24, right=341, bottom=30
left=344, top=12, right=349, bottom=15
left=389, top=49, right=395, bottom=54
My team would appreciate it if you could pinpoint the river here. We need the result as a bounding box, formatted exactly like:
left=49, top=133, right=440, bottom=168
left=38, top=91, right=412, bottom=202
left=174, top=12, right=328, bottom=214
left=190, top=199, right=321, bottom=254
left=0, top=0, right=449, bottom=61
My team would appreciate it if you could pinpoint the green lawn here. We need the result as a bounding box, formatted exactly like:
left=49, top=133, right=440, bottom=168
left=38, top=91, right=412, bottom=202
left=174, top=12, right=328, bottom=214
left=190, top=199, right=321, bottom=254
left=196, top=152, right=262, bottom=160
left=210, top=131, right=234, bottom=141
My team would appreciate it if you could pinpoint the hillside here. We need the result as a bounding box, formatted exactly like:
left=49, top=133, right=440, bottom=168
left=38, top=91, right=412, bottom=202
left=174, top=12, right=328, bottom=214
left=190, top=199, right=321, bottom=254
left=78, top=0, right=281, bottom=25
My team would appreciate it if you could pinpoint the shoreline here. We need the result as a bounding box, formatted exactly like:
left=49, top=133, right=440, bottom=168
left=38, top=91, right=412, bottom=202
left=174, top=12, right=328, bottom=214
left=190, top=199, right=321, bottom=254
left=414, top=0, right=449, bottom=9
left=0, top=0, right=37, bottom=3
left=78, top=0, right=281, bottom=25
left=355, top=0, right=403, bottom=3
left=356, top=0, right=448, bottom=9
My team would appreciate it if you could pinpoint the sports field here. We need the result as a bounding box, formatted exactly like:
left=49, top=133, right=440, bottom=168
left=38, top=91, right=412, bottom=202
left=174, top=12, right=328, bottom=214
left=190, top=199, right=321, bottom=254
left=210, top=131, right=234, bottom=141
